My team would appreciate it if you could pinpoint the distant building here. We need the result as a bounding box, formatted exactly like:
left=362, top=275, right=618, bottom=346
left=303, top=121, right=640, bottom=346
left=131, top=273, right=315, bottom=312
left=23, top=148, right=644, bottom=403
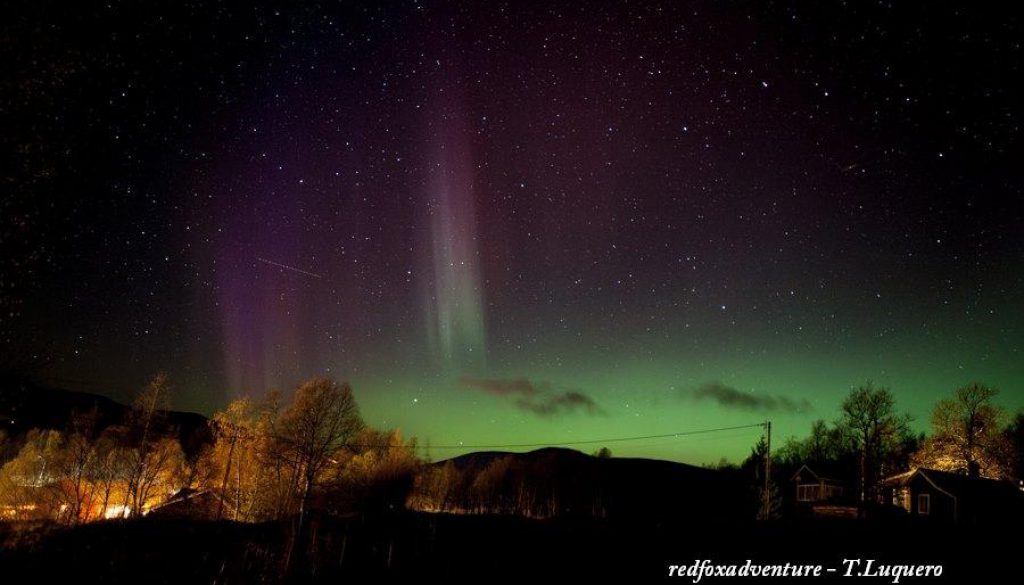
left=790, top=464, right=846, bottom=504
left=146, top=488, right=237, bottom=520
left=879, top=467, right=1024, bottom=524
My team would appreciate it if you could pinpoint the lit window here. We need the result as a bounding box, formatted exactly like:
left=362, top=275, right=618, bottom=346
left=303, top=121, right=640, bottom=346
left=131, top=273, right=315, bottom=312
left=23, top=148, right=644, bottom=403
left=797, top=485, right=812, bottom=501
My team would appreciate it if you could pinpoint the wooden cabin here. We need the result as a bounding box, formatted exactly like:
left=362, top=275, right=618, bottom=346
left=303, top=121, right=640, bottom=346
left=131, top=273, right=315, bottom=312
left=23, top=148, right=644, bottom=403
left=879, top=468, right=1023, bottom=524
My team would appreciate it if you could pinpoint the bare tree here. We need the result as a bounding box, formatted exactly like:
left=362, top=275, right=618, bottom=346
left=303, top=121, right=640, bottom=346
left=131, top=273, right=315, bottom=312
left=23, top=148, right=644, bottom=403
left=408, top=460, right=458, bottom=513
left=59, top=408, right=100, bottom=523
left=122, top=372, right=172, bottom=517
left=840, top=383, right=910, bottom=502
left=278, top=378, right=363, bottom=525
left=91, top=431, right=125, bottom=518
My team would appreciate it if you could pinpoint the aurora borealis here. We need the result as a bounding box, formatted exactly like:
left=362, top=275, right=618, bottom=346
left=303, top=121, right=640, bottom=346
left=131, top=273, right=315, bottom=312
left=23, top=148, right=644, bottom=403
left=3, top=1, right=1022, bottom=464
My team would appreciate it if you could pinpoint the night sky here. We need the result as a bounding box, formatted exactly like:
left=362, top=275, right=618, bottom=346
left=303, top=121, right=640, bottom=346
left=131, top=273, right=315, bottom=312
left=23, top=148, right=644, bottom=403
left=3, top=1, right=1022, bottom=463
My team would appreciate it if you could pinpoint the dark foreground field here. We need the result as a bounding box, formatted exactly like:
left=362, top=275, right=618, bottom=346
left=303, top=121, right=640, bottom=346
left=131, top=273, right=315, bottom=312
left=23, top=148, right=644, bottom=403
left=0, top=512, right=1012, bottom=583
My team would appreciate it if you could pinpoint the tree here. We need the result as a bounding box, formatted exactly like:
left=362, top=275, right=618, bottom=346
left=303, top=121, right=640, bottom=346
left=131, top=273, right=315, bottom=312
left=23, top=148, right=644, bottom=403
left=1007, top=412, right=1024, bottom=481
left=250, top=393, right=294, bottom=520
left=913, top=383, right=1012, bottom=479
left=91, top=431, right=128, bottom=519
left=122, top=372, right=175, bottom=517
left=776, top=419, right=856, bottom=469
left=592, top=447, right=612, bottom=459
left=207, top=398, right=260, bottom=520
left=195, top=393, right=282, bottom=522
left=741, top=437, right=779, bottom=520
left=408, top=460, right=459, bottom=513
left=58, top=408, right=101, bottom=523
left=278, top=378, right=363, bottom=525
left=0, top=429, right=65, bottom=521
left=839, top=383, right=910, bottom=502
left=130, top=436, right=185, bottom=514
left=330, top=428, right=421, bottom=514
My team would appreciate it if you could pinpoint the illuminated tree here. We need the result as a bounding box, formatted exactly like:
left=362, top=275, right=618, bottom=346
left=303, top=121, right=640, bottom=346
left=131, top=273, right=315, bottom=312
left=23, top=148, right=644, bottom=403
left=201, top=397, right=282, bottom=521
left=839, top=383, right=910, bottom=502
left=58, top=409, right=101, bottom=523
left=0, top=429, right=65, bottom=520
left=913, top=383, right=1012, bottom=479
left=206, top=398, right=250, bottom=519
left=470, top=456, right=513, bottom=514
left=121, top=373, right=180, bottom=517
left=277, top=378, right=363, bottom=525
left=330, top=428, right=421, bottom=513
left=91, top=431, right=129, bottom=518
left=251, top=394, right=295, bottom=520
left=127, top=437, right=186, bottom=514
left=408, top=460, right=459, bottom=512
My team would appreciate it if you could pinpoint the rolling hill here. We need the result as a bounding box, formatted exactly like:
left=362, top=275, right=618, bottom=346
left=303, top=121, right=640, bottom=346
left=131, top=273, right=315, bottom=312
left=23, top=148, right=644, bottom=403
left=0, top=378, right=211, bottom=457
left=412, top=446, right=752, bottom=523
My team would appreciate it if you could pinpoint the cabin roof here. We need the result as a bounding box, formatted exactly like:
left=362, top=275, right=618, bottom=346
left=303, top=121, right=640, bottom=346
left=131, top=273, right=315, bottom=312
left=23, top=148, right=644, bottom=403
left=790, top=464, right=844, bottom=484
left=882, top=467, right=1021, bottom=501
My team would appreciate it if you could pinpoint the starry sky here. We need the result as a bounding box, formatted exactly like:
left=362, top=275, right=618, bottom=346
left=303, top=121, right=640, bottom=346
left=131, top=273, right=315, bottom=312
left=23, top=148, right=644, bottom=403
left=3, top=1, right=1022, bottom=463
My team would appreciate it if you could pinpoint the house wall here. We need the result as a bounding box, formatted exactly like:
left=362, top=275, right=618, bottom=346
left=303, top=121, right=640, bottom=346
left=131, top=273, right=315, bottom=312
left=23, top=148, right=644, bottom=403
left=796, top=481, right=843, bottom=503
left=907, top=476, right=955, bottom=521
left=147, top=493, right=226, bottom=520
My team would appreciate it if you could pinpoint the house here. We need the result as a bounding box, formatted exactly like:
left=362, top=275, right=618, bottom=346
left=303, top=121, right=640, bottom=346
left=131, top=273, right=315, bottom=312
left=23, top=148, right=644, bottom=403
left=790, top=464, right=846, bottom=504
left=146, top=488, right=238, bottom=520
left=879, top=468, right=1024, bottom=524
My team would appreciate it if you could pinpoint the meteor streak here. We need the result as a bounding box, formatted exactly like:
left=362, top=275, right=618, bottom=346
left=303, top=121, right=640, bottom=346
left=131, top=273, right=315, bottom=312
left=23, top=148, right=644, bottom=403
left=255, top=257, right=322, bottom=279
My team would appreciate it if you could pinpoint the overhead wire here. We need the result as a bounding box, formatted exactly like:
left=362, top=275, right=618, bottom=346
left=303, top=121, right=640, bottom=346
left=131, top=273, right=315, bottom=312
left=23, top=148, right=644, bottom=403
left=408, top=422, right=767, bottom=450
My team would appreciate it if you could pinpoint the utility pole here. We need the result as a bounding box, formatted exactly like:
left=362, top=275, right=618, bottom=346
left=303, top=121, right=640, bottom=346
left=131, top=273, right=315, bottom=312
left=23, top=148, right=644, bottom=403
left=763, top=420, right=772, bottom=520
left=216, top=421, right=239, bottom=520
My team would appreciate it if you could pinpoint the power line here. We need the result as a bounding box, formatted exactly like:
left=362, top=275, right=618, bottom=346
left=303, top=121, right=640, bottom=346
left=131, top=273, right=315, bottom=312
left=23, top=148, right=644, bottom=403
left=412, top=422, right=767, bottom=450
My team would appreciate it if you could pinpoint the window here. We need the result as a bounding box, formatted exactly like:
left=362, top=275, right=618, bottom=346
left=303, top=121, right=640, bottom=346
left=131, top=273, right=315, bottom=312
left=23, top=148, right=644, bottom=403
left=918, top=493, right=930, bottom=515
left=896, top=488, right=910, bottom=511
left=797, top=485, right=819, bottom=501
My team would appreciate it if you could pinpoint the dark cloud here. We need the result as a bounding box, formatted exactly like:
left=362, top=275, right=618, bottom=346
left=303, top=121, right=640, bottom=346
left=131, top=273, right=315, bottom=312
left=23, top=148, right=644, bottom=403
left=459, top=376, right=539, bottom=397
left=515, top=391, right=604, bottom=417
left=688, top=381, right=812, bottom=413
left=460, top=377, right=605, bottom=417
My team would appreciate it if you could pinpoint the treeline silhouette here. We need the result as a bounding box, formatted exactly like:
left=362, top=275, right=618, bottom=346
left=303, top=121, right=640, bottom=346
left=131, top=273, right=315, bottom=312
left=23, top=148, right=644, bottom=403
left=721, top=382, right=1024, bottom=519
left=408, top=447, right=747, bottom=522
left=0, top=375, right=419, bottom=525
left=1, top=376, right=1022, bottom=529
left=1, top=375, right=1022, bottom=584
